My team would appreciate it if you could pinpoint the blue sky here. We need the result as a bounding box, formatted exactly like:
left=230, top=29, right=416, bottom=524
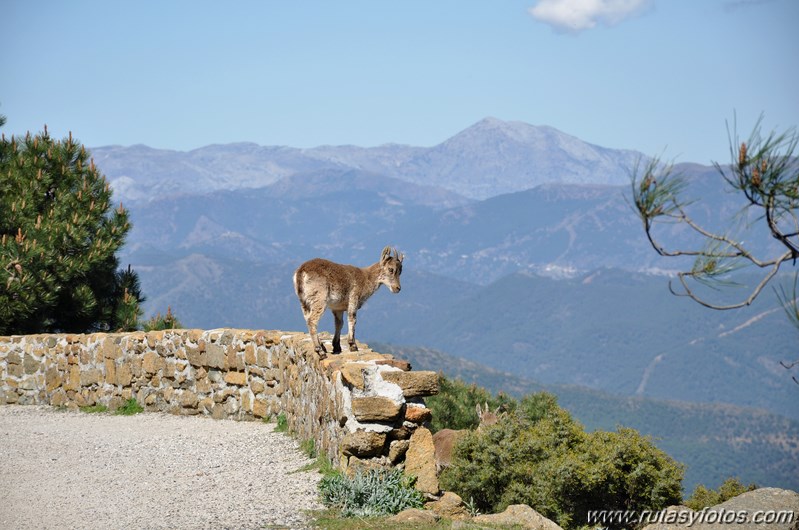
left=1, top=0, right=797, bottom=164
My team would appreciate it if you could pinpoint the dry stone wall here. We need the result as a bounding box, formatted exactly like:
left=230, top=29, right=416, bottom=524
left=0, top=329, right=439, bottom=481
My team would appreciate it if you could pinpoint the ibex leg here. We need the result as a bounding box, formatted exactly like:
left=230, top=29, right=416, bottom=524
left=346, top=310, right=358, bottom=352
left=332, top=310, right=344, bottom=354
left=305, top=303, right=327, bottom=356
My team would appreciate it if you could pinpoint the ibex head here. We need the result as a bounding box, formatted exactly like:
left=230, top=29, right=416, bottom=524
left=378, top=246, right=404, bottom=293
left=476, top=402, right=506, bottom=431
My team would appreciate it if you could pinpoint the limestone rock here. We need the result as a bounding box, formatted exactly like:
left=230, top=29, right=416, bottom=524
left=252, top=398, right=268, bottom=418
left=102, top=339, right=122, bottom=360
left=405, top=426, right=439, bottom=495
left=142, top=350, right=160, bottom=374
left=186, top=347, right=206, bottom=367
left=388, top=508, right=439, bottom=525
left=339, top=362, right=371, bottom=390
left=473, top=504, right=563, bottom=530
left=344, top=455, right=390, bottom=477
left=205, top=343, right=226, bottom=369
left=23, top=353, right=40, bottom=374
left=6, top=351, right=21, bottom=364
left=224, top=372, right=246, bottom=386
left=352, top=396, right=403, bottom=422
left=45, top=367, right=62, bottom=392
left=321, top=351, right=388, bottom=373
left=116, top=363, right=132, bottom=386
left=425, top=491, right=471, bottom=521
left=375, top=359, right=411, bottom=371
left=388, top=439, right=410, bottom=464
left=389, top=423, right=415, bottom=440
left=80, top=368, right=102, bottom=386
left=341, top=431, right=387, bottom=458
left=380, top=370, right=438, bottom=397
left=404, top=404, right=431, bottom=424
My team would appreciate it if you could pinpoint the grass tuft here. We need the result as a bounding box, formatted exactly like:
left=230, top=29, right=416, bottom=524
left=114, top=398, right=144, bottom=416
left=274, top=412, right=289, bottom=433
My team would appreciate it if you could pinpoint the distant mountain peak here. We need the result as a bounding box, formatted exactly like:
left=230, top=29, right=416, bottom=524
left=444, top=117, right=596, bottom=154
left=94, top=117, right=646, bottom=203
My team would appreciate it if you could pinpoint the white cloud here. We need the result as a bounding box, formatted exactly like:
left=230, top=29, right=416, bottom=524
left=528, top=0, right=651, bottom=32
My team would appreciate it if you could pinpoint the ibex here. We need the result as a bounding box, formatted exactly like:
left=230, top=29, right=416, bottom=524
left=293, top=246, right=404, bottom=358
left=433, top=403, right=506, bottom=473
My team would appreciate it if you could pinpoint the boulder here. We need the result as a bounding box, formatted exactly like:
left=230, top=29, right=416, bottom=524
left=388, top=439, right=410, bottom=464
left=473, top=504, right=563, bottom=530
left=404, top=427, right=439, bottom=495
left=344, top=455, right=390, bottom=477
left=340, top=431, right=387, bottom=458
left=425, top=491, right=471, bottom=521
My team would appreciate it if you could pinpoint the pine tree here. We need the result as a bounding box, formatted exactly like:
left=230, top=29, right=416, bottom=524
left=0, top=126, right=144, bottom=334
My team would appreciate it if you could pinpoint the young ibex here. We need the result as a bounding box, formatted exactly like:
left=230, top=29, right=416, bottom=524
left=433, top=403, right=506, bottom=473
left=293, top=246, right=404, bottom=358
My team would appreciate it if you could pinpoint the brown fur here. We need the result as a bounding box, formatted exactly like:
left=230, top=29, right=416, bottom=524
left=293, top=246, right=404, bottom=358
left=432, top=428, right=466, bottom=472
left=432, top=403, right=507, bottom=473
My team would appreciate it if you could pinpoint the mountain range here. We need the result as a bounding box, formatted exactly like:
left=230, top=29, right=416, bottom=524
left=92, top=117, right=641, bottom=202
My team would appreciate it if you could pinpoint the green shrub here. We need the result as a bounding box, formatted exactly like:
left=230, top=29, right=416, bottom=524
left=274, top=412, right=289, bottom=433
left=142, top=306, right=182, bottom=331
left=441, top=400, right=684, bottom=530
left=300, top=438, right=317, bottom=459
left=319, top=468, right=425, bottom=517
left=685, top=477, right=757, bottom=510
left=114, top=398, right=143, bottom=415
left=517, top=391, right=559, bottom=424
left=425, top=375, right=516, bottom=432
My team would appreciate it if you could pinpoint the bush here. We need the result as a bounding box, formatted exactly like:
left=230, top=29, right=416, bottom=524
left=440, top=400, right=684, bottom=530
left=274, top=412, right=289, bottom=433
left=142, top=306, right=182, bottom=331
left=114, top=398, right=143, bottom=415
left=319, top=468, right=425, bottom=517
left=685, top=477, right=757, bottom=510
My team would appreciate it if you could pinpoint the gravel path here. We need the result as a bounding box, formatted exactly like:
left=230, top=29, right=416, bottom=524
left=0, top=405, right=324, bottom=529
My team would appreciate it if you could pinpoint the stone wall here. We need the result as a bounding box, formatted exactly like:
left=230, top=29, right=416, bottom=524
left=0, top=329, right=439, bottom=480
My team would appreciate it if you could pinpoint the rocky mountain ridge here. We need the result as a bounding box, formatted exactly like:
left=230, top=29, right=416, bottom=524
left=91, top=117, right=643, bottom=202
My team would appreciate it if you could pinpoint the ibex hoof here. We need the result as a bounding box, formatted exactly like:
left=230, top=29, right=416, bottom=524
left=349, top=344, right=358, bottom=352
left=332, top=346, right=342, bottom=355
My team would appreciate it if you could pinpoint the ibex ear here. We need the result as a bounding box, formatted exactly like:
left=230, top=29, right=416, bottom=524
left=381, top=246, right=391, bottom=264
